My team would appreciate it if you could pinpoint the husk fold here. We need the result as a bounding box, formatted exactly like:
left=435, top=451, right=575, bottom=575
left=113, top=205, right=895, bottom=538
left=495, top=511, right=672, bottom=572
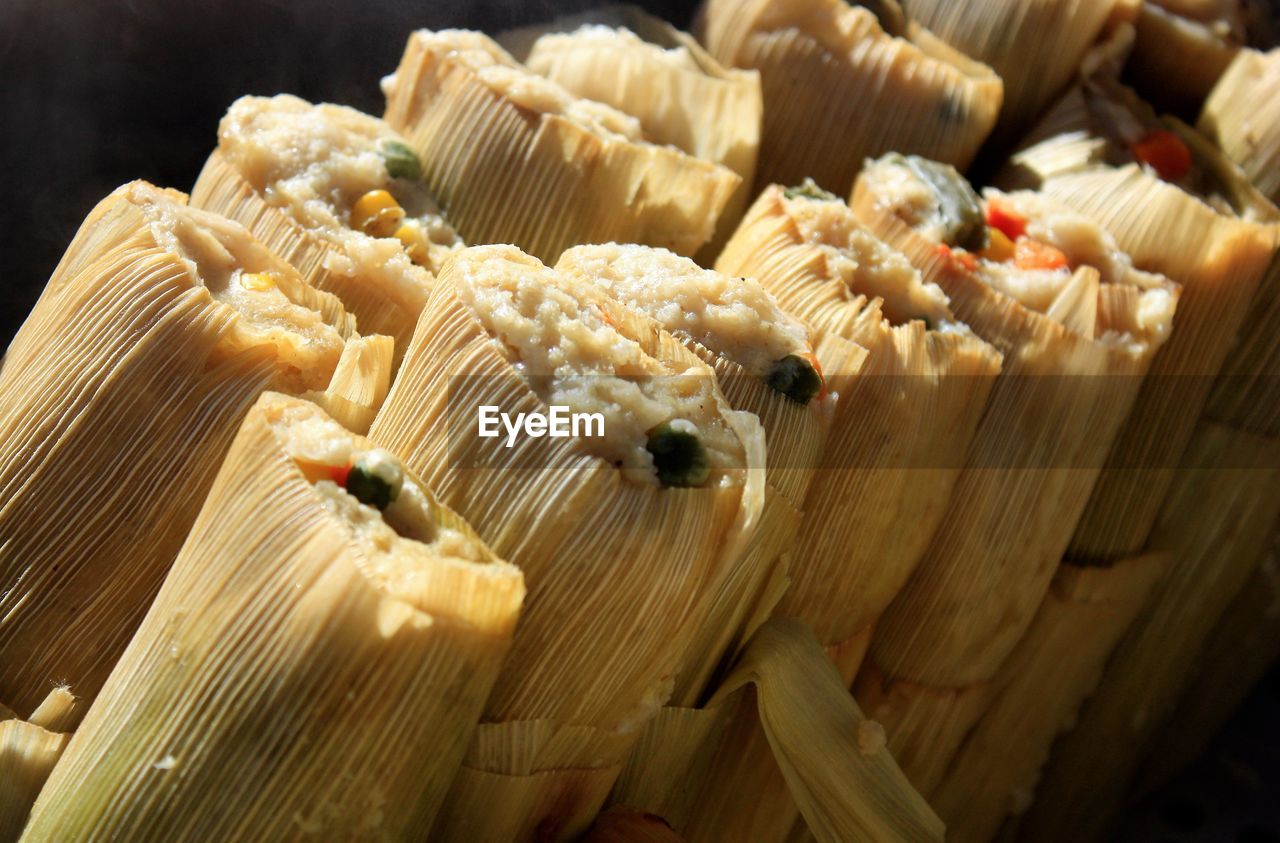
left=694, top=0, right=1001, bottom=194
left=1199, top=48, right=1280, bottom=203
left=382, top=30, right=738, bottom=264
left=20, top=393, right=524, bottom=842
left=1019, top=422, right=1280, bottom=843
left=368, top=245, right=764, bottom=841
left=1000, top=85, right=1280, bottom=559
left=0, top=689, right=75, bottom=842
left=0, top=182, right=370, bottom=724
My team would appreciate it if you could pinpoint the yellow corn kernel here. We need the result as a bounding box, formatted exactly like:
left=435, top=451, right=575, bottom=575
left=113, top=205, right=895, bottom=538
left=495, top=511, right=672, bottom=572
left=240, top=271, right=278, bottom=292
left=979, top=226, right=1015, bottom=263
left=351, top=190, right=405, bottom=238
left=394, top=223, right=428, bottom=265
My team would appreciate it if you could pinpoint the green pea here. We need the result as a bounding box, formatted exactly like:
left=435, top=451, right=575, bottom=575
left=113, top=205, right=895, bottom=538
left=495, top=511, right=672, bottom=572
left=346, top=450, right=404, bottom=510
left=766, top=354, right=823, bottom=405
left=380, top=140, right=422, bottom=181
left=646, top=422, right=711, bottom=488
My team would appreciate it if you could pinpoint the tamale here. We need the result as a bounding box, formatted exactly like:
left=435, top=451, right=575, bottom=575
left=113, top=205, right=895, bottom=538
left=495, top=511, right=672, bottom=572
left=849, top=156, right=1176, bottom=790
left=896, top=0, right=1135, bottom=141
left=1199, top=48, right=1280, bottom=204
left=1019, top=422, right=1280, bottom=843
left=368, top=245, right=764, bottom=841
left=694, top=0, right=1001, bottom=194
left=0, top=689, right=74, bottom=842
left=381, top=30, right=739, bottom=263
left=503, top=6, right=762, bottom=257
left=20, top=394, right=524, bottom=842
left=191, top=94, right=461, bottom=361
left=1000, top=77, right=1280, bottom=559
left=0, top=182, right=376, bottom=724
left=925, top=552, right=1167, bottom=843
left=1136, top=529, right=1280, bottom=794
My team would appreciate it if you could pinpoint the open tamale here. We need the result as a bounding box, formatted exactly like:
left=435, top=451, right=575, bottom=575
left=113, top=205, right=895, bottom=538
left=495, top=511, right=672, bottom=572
left=1018, top=421, right=1280, bottom=843
left=849, top=155, right=1176, bottom=791
left=1000, top=76, right=1280, bottom=560
left=20, top=393, right=524, bottom=842
left=0, top=689, right=74, bottom=842
left=367, top=245, right=763, bottom=840
left=503, top=5, right=762, bottom=257
left=191, top=94, right=461, bottom=362
left=0, top=182, right=382, bottom=725
left=694, top=0, right=1002, bottom=194
left=381, top=30, right=739, bottom=263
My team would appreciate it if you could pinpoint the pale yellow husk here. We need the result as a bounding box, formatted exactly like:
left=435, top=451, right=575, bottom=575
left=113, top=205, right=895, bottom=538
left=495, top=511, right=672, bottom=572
left=504, top=5, right=762, bottom=258
left=1001, top=86, right=1280, bottom=559
left=368, top=245, right=764, bottom=841
left=0, top=182, right=378, bottom=725
left=850, top=174, right=1170, bottom=687
left=0, top=689, right=75, bottom=842
left=694, top=0, right=1001, bottom=193
left=1135, top=529, right=1280, bottom=794
left=926, top=552, right=1167, bottom=843
left=381, top=30, right=739, bottom=263
left=1019, top=422, right=1280, bottom=843
left=301, top=333, right=395, bottom=435
left=20, top=393, right=524, bottom=842
left=898, top=0, right=1133, bottom=140
left=1200, top=48, right=1280, bottom=202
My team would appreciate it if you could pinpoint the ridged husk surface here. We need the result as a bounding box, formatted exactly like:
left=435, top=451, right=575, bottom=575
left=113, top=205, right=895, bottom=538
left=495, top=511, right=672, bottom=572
left=0, top=689, right=75, bottom=842
left=1129, top=2, right=1243, bottom=112
left=368, top=245, right=764, bottom=841
left=20, top=394, right=525, bottom=842
left=1019, top=422, right=1280, bottom=843
left=1200, top=48, right=1280, bottom=202
left=695, top=0, right=1001, bottom=194
left=382, top=31, right=739, bottom=263
left=191, top=150, right=428, bottom=360
left=0, top=182, right=368, bottom=725
left=1001, top=91, right=1280, bottom=559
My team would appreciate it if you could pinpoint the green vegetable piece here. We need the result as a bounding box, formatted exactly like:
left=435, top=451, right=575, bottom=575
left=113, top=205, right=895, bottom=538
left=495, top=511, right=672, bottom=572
left=783, top=178, right=840, bottom=202
left=766, top=354, right=823, bottom=405
left=891, top=153, right=988, bottom=252
left=646, top=421, right=711, bottom=488
left=380, top=140, right=422, bottom=181
left=346, top=450, right=404, bottom=510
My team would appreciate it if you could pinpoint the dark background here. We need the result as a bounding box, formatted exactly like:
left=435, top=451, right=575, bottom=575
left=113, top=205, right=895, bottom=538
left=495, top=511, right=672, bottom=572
left=0, top=0, right=694, bottom=348
left=1, top=2, right=1277, bottom=840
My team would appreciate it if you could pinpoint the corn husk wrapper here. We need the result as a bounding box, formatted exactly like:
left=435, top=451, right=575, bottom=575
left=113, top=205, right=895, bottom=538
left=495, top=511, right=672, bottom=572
left=694, top=0, right=1001, bottom=194
left=0, top=689, right=75, bottom=842
left=925, top=552, right=1167, bottom=842
left=0, top=182, right=373, bottom=724
left=898, top=0, right=1132, bottom=141
left=1204, top=249, right=1280, bottom=439
left=381, top=31, right=738, bottom=264
left=1019, top=422, right=1280, bottom=843
left=368, top=246, right=764, bottom=841
left=1001, top=94, right=1280, bottom=559
left=20, top=393, right=524, bottom=842
left=503, top=5, right=762, bottom=258
left=1135, top=529, right=1280, bottom=794
left=582, top=809, right=687, bottom=843
left=191, top=149, right=426, bottom=359
left=850, top=176, right=1166, bottom=687
left=1129, top=2, right=1245, bottom=112
left=1199, top=48, right=1280, bottom=203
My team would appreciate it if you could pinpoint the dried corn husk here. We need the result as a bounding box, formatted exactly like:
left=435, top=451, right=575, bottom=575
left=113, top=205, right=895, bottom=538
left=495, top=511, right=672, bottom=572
left=1135, top=529, right=1280, bottom=794
left=926, top=552, right=1167, bottom=842
left=582, top=809, right=687, bottom=843
left=897, top=0, right=1132, bottom=141
left=1019, top=422, right=1280, bottom=843
left=301, top=333, right=395, bottom=435
left=20, top=393, right=524, bottom=842
left=0, top=182, right=375, bottom=724
left=381, top=30, right=738, bottom=263
left=694, top=0, right=1001, bottom=194
left=368, top=245, right=763, bottom=841
left=190, top=96, right=454, bottom=360
left=1129, top=1, right=1258, bottom=112
left=1199, top=48, right=1280, bottom=202
left=0, top=689, right=75, bottom=842
left=503, top=5, right=762, bottom=258
left=1001, top=89, right=1280, bottom=559
left=1204, top=249, right=1280, bottom=439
